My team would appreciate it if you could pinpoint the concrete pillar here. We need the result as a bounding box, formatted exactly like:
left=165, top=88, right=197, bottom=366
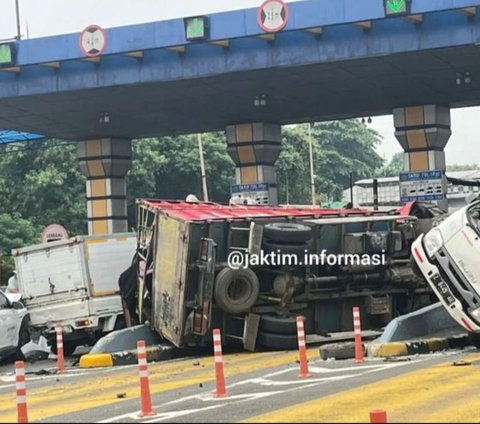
left=393, top=105, right=451, bottom=210
left=77, top=138, right=132, bottom=235
left=225, top=123, right=282, bottom=205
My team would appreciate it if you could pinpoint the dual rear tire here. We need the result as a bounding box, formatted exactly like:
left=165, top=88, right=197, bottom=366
left=257, top=314, right=299, bottom=350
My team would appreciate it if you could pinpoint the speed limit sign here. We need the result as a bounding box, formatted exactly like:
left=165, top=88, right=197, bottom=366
left=79, top=24, right=107, bottom=57
left=257, top=0, right=289, bottom=33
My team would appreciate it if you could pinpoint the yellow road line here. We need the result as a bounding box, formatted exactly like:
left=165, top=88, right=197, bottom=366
left=244, top=354, right=480, bottom=423
left=0, top=348, right=310, bottom=423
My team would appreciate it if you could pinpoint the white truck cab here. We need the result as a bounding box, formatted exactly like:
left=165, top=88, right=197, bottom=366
left=411, top=200, right=480, bottom=332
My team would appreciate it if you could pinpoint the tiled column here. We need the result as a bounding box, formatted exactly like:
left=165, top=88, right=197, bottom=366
left=77, top=138, right=132, bottom=235
left=225, top=123, right=282, bottom=205
left=393, top=105, right=451, bottom=210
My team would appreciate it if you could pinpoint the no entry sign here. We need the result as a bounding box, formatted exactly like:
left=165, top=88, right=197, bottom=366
left=79, top=24, right=107, bottom=57
left=258, top=0, right=289, bottom=33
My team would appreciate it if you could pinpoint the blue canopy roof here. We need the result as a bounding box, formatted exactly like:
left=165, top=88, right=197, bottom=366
left=0, top=130, right=45, bottom=143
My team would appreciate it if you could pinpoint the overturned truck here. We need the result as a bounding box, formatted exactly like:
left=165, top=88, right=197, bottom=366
left=130, top=199, right=440, bottom=351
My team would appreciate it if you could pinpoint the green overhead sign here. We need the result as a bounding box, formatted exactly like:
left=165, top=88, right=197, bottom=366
left=384, top=0, right=410, bottom=16
left=0, top=43, right=15, bottom=66
left=184, top=16, right=210, bottom=41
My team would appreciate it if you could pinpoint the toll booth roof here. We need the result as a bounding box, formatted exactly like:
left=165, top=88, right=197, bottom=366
left=139, top=199, right=382, bottom=222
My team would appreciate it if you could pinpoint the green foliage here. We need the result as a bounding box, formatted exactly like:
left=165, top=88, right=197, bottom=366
left=126, top=134, right=235, bottom=224
left=377, top=152, right=404, bottom=177
left=447, top=163, right=480, bottom=172
left=278, top=120, right=384, bottom=203
left=0, top=141, right=86, bottom=234
left=0, top=214, right=41, bottom=283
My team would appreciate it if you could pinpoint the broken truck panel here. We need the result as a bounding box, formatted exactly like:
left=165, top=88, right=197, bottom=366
left=151, top=215, right=189, bottom=347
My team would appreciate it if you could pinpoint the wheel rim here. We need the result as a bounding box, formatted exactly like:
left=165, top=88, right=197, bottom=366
left=227, top=276, right=252, bottom=305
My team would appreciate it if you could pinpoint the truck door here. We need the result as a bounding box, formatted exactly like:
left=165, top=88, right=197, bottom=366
left=152, top=216, right=189, bottom=347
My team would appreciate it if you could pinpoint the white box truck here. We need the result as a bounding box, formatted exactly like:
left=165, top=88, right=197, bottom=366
left=12, top=233, right=136, bottom=355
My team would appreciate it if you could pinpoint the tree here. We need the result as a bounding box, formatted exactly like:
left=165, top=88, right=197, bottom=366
left=447, top=163, right=480, bottom=172
left=0, top=214, right=41, bottom=284
left=126, top=133, right=235, bottom=224
left=378, top=152, right=404, bottom=177
left=0, top=140, right=86, bottom=234
left=277, top=120, right=384, bottom=204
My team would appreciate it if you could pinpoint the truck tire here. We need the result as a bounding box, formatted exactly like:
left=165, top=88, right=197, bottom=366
left=259, top=314, right=298, bottom=335
left=257, top=331, right=298, bottom=350
left=51, top=340, right=78, bottom=357
left=263, top=223, right=312, bottom=243
left=214, top=268, right=260, bottom=315
left=262, top=240, right=309, bottom=256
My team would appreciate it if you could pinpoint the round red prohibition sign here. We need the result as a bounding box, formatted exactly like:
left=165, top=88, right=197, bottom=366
left=79, top=24, right=107, bottom=57
left=258, top=0, right=289, bottom=33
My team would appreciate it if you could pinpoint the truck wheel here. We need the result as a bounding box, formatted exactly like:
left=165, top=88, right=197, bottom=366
left=262, top=240, right=309, bottom=256
left=263, top=223, right=312, bottom=243
left=214, top=268, right=259, bottom=315
left=259, top=314, right=298, bottom=335
left=257, top=331, right=298, bottom=350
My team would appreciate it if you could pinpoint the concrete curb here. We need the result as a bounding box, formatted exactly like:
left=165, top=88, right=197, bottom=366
left=366, top=334, right=470, bottom=358
left=319, top=334, right=471, bottom=360
left=79, top=345, right=174, bottom=368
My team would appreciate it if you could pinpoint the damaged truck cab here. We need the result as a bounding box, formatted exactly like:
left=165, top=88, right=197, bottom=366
left=412, top=199, right=480, bottom=334
left=136, top=200, right=435, bottom=351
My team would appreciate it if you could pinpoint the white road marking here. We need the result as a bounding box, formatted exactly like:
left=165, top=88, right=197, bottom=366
left=97, top=357, right=421, bottom=423
left=244, top=374, right=358, bottom=386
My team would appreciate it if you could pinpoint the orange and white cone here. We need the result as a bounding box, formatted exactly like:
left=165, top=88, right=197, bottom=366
left=137, top=340, right=154, bottom=417
left=15, top=361, right=28, bottom=424
left=370, top=409, right=388, bottom=423
left=353, top=307, right=364, bottom=364
left=213, top=329, right=228, bottom=397
left=55, top=324, right=65, bottom=373
left=296, top=316, right=310, bottom=378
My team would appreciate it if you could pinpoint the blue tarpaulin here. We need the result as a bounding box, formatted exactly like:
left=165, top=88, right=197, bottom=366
left=0, top=130, right=45, bottom=143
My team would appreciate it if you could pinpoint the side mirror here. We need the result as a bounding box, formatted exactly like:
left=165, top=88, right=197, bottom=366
left=11, top=301, right=24, bottom=310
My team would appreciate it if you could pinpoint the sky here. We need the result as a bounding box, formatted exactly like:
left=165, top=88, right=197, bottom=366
left=1, top=0, right=479, bottom=166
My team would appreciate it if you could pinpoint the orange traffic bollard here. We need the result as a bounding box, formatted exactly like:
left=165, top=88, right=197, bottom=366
left=296, top=316, right=311, bottom=378
left=15, top=361, right=28, bottom=424
left=137, top=340, right=155, bottom=417
left=370, top=409, right=388, bottom=423
left=213, top=329, right=228, bottom=397
left=353, top=306, right=364, bottom=364
left=55, top=324, right=65, bottom=373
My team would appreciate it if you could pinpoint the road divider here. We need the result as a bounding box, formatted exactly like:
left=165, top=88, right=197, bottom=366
left=296, top=316, right=310, bottom=378
left=366, top=334, right=470, bottom=358
left=213, top=329, right=228, bottom=398
left=137, top=340, right=155, bottom=417
left=353, top=307, right=364, bottom=364
left=15, top=361, right=28, bottom=424
left=79, top=345, right=174, bottom=368
left=55, top=324, right=65, bottom=373
left=370, top=409, right=388, bottom=423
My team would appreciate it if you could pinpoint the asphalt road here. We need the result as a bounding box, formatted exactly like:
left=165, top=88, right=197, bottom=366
left=0, top=347, right=479, bottom=423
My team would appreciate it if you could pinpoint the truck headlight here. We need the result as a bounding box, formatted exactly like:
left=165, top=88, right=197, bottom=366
left=423, top=229, right=444, bottom=258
